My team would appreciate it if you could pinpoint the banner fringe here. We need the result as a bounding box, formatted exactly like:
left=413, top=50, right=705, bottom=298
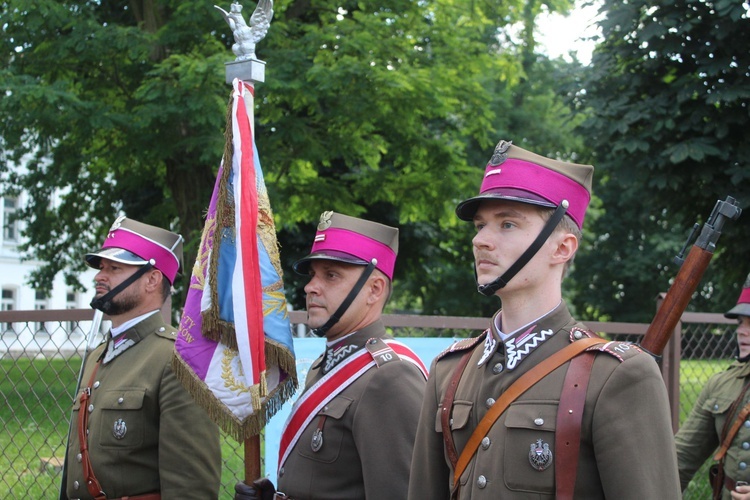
left=172, top=351, right=298, bottom=441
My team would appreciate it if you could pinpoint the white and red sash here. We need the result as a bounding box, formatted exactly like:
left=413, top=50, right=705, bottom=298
left=278, top=339, right=427, bottom=468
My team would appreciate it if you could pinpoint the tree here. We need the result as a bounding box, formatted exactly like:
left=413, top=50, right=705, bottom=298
left=1, top=0, right=582, bottom=318
left=572, top=0, right=750, bottom=322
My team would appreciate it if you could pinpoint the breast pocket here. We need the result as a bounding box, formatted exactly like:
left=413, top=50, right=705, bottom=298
left=434, top=400, right=474, bottom=433
left=503, top=401, right=557, bottom=495
left=97, top=389, right=146, bottom=449
left=298, top=396, right=353, bottom=463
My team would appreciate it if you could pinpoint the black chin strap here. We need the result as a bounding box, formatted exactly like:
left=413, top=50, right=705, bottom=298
left=477, top=202, right=569, bottom=297
left=90, top=263, right=154, bottom=312
left=312, top=261, right=377, bottom=337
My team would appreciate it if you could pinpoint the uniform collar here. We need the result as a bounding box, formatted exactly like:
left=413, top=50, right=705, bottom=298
left=102, top=312, right=168, bottom=364
left=480, top=302, right=573, bottom=370
left=313, top=320, right=388, bottom=374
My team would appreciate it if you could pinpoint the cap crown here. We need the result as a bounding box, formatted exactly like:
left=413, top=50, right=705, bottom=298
left=293, top=211, right=399, bottom=279
left=725, top=272, right=750, bottom=319
left=456, top=140, right=594, bottom=229
left=85, top=216, right=184, bottom=284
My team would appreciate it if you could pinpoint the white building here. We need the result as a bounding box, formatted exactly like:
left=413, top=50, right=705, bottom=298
left=0, top=193, right=100, bottom=358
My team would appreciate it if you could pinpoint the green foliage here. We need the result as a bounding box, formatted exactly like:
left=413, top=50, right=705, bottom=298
left=1, top=0, right=584, bottom=316
left=572, top=0, right=750, bottom=322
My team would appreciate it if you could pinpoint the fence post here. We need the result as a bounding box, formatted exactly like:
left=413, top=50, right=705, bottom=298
left=655, top=292, right=681, bottom=432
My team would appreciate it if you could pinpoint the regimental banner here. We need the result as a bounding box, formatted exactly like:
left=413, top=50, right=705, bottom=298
left=173, top=79, right=297, bottom=440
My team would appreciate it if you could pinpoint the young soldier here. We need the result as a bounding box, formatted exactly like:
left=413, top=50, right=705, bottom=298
left=408, top=140, right=681, bottom=499
left=676, top=273, right=750, bottom=500
left=62, top=216, right=221, bottom=499
left=236, top=211, right=427, bottom=500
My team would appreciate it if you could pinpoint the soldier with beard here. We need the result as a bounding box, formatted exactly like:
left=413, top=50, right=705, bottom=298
left=61, top=216, right=221, bottom=500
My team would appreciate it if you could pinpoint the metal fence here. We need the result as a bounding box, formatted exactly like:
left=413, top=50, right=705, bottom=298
left=0, top=308, right=737, bottom=498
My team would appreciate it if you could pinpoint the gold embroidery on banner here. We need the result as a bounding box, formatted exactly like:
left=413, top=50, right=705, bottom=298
left=221, top=347, right=251, bottom=394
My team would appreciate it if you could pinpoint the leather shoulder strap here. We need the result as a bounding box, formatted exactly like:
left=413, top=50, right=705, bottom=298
left=440, top=350, right=474, bottom=469
left=554, top=351, right=596, bottom=500
left=715, top=400, right=750, bottom=462
left=78, top=360, right=107, bottom=500
left=452, top=337, right=607, bottom=486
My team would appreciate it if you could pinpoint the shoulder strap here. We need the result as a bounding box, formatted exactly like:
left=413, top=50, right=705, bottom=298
left=714, top=393, right=750, bottom=462
left=554, top=351, right=596, bottom=500
left=714, top=377, right=750, bottom=462
left=452, top=337, right=607, bottom=486
left=78, top=360, right=107, bottom=500
left=441, top=350, right=474, bottom=469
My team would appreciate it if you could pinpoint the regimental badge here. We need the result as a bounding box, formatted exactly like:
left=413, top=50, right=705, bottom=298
left=528, top=439, right=553, bottom=471
left=311, top=428, right=323, bottom=452
left=113, top=418, right=127, bottom=440
left=318, top=211, right=334, bottom=231
left=488, top=140, right=512, bottom=167
left=109, top=214, right=126, bottom=234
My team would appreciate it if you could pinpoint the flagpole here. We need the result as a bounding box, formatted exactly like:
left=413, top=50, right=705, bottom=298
left=216, top=0, right=274, bottom=486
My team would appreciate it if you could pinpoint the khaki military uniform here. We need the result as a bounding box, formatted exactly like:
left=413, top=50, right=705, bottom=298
left=64, top=312, right=221, bottom=499
left=408, top=303, right=680, bottom=499
left=277, top=320, right=426, bottom=499
left=676, top=360, right=750, bottom=498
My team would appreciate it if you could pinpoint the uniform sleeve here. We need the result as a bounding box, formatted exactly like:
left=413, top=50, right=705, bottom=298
left=157, top=359, right=222, bottom=499
left=674, top=376, right=721, bottom=490
left=591, top=353, right=682, bottom=499
left=352, top=359, right=426, bottom=500
left=407, top=360, right=452, bottom=500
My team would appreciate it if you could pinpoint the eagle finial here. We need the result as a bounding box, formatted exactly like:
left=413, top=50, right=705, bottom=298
left=215, top=1, right=274, bottom=61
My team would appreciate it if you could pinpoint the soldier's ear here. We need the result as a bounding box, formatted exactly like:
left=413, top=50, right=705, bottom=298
left=144, top=268, right=164, bottom=292
left=551, top=232, right=578, bottom=264
left=365, top=272, right=387, bottom=305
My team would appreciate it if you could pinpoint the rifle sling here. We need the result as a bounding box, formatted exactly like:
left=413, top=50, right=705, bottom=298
left=452, top=337, right=607, bottom=487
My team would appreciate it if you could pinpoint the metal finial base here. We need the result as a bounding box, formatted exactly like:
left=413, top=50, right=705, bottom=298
left=225, top=58, right=266, bottom=84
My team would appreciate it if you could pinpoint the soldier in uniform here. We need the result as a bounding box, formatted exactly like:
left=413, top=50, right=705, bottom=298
left=407, top=140, right=681, bottom=499
left=235, top=211, right=428, bottom=500
left=62, top=216, right=221, bottom=499
left=676, top=273, right=750, bottom=499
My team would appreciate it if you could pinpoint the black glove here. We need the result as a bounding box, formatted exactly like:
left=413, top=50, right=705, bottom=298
left=234, top=478, right=277, bottom=500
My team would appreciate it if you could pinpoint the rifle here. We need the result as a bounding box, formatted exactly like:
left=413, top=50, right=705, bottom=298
left=59, top=309, right=104, bottom=499
left=640, top=196, right=742, bottom=357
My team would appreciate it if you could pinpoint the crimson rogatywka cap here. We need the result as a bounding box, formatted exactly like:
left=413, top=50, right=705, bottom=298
left=725, top=273, right=750, bottom=319
left=455, top=140, right=594, bottom=229
left=84, top=216, right=184, bottom=284
left=293, top=211, right=399, bottom=280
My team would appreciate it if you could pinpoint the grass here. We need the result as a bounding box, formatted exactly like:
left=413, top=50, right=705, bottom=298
left=0, top=357, right=256, bottom=498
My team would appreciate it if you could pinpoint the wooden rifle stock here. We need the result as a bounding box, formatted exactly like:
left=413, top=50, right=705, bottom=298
left=640, top=196, right=742, bottom=357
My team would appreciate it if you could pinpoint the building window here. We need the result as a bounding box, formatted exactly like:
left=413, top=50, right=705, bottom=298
left=35, top=290, right=49, bottom=334
left=2, top=288, right=15, bottom=333
left=3, top=197, right=18, bottom=243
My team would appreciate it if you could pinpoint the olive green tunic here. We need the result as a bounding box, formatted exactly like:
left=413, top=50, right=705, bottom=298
left=676, top=359, right=750, bottom=498
left=64, top=312, right=221, bottom=499
left=408, top=303, right=681, bottom=499
left=276, top=320, right=426, bottom=499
